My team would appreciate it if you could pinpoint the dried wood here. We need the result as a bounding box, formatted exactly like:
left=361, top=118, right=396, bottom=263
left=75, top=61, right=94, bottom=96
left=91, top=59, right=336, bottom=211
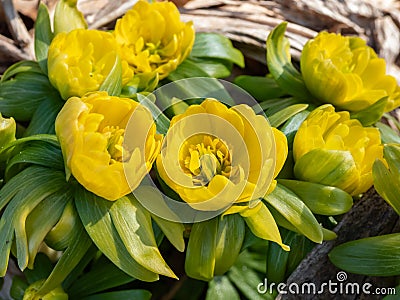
left=81, top=0, right=400, bottom=80
left=282, top=189, right=400, bottom=300
left=0, top=33, right=31, bottom=70
left=0, top=0, right=31, bottom=47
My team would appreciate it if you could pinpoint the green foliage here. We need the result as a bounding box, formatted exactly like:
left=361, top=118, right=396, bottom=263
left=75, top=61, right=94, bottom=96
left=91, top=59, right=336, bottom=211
left=234, top=75, right=286, bottom=102
left=266, top=22, right=312, bottom=100
left=168, top=32, right=244, bottom=80
left=373, top=144, right=400, bottom=215
left=329, top=233, right=400, bottom=276
left=34, top=4, right=54, bottom=74
left=263, top=184, right=323, bottom=243
left=0, top=64, right=62, bottom=122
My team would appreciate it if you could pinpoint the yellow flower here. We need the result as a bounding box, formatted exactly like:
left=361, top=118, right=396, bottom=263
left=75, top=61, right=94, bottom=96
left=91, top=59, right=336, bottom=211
left=55, top=91, right=162, bottom=200
left=293, top=104, right=383, bottom=196
left=301, top=32, right=400, bottom=112
left=113, top=0, right=195, bottom=81
left=156, top=98, right=287, bottom=213
left=156, top=99, right=288, bottom=249
left=48, top=29, right=133, bottom=100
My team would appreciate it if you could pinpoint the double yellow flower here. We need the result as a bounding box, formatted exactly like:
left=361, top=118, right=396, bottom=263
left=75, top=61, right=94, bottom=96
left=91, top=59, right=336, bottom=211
left=301, top=32, right=400, bottom=113
left=114, top=0, right=195, bottom=81
left=55, top=92, right=162, bottom=200
left=156, top=99, right=287, bottom=214
left=48, top=1, right=195, bottom=99
left=293, top=104, right=383, bottom=196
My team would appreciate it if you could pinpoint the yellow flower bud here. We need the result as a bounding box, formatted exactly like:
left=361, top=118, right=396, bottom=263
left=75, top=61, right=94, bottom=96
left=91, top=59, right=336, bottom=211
left=53, top=0, right=87, bottom=35
left=156, top=99, right=287, bottom=214
left=301, top=32, right=400, bottom=112
left=23, top=279, right=68, bottom=300
left=48, top=29, right=133, bottom=100
left=114, top=0, right=195, bottom=81
left=0, top=113, right=16, bottom=147
left=55, top=91, right=162, bottom=200
left=293, top=104, right=383, bottom=195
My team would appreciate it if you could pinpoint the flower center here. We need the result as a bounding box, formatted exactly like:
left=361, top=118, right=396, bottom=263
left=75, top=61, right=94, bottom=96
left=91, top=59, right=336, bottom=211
left=180, top=135, right=244, bottom=186
left=102, top=126, right=126, bottom=164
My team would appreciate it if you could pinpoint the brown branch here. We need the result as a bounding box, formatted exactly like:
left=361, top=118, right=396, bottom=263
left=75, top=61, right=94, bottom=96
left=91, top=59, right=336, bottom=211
left=0, top=0, right=32, bottom=48
left=0, top=34, right=31, bottom=62
left=282, top=189, right=400, bottom=300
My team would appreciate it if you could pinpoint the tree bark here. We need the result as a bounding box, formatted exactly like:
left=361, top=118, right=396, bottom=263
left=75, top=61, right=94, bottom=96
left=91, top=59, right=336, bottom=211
left=282, top=189, right=400, bottom=300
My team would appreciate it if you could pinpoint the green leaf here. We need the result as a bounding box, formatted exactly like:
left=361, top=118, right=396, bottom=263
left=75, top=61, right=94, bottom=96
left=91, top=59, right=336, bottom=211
left=329, top=233, right=400, bottom=276
left=99, top=54, right=122, bottom=96
left=350, top=97, right=388, bottom=126
left=81, top=290, right=152, bottom=300
left=206, top=276, right=240, bottom=300
left=38, top=224, right=92, bottom=296
left=34, top=3, right=54, bottom=74
left=1, top=61, right=43, bottom=82
left=54, top=0, right=87, bottom=34
left=24, top=253, right=53, bottom=284
left=280, top=110, right=310, bottom=148
left=0, top=166, right=66, bottom=276
left=190, top=33, right=244, bottom=68
left=185, top=218, right=218, bottom=281
left=373, top=159, right=400, bottom=216
left=172, top=277, right=207, bottom=300
left=62, top=245, right=98, bottom=290
left=157, top=77, right=234, bottom=113
left=0, top=166, right=50, bottom=211
left=187, top=57, right=232, bottom=78
left=6, top=141, right=64, bottom=178
left=234, top=75, right=286, bottom=102
left=375, top=122, right=400, bottom=144
left=0, top=134, right=59, bottom=160
left=151, top=214, right=185, bottom=252
left=109, top=196, right=177, bottom=278
left=12, top=170, right=66, bottom=271
left=266, top=22, right=312, bottom=100
left=0, top=72, right=60, bottom=121
left=10, top=275, right=29, bottom=300
left=235, top=249, right=267, bottom=273
left=25, top=191, right=70, bottom=269
left=285, top=232, right=314, bottom=275
left=256, top=97, right=303, bottom=117
left=278, top=179, right=353, bottom=215
left=67, top=255, right=135, bottom=298
left=266, top=236, right=290, bottom=283
left=383, top=144, right=400, bottom=181
left=322, top=228, right=337, bottom=241
left=240, top=226, right=264, bottom=252
left=228, top=265, right=273, bottom=300
left=214, top=214, right=245, bottom=275
left=137, top=93, right=170, bottom=135
left=75, top=188, right=159, bottom=282
left=263, top=184, right=323, bottom=243
left=167, top=59, right=212, bottom=81
left=268, top=104, right=308, bottom=127
left=23, top=89, right=64, bottom=136
left=45, top=197, right=80, bottom=251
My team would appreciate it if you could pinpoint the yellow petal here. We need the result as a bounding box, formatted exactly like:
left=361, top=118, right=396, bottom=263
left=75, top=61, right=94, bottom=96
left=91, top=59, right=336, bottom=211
left=241, top=202, right=290, bottom=251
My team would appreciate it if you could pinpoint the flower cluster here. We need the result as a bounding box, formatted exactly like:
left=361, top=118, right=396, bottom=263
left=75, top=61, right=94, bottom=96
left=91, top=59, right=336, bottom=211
left=0, top=0, right=399, bottom=298
left=47, top=0, right=195, bottom=99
